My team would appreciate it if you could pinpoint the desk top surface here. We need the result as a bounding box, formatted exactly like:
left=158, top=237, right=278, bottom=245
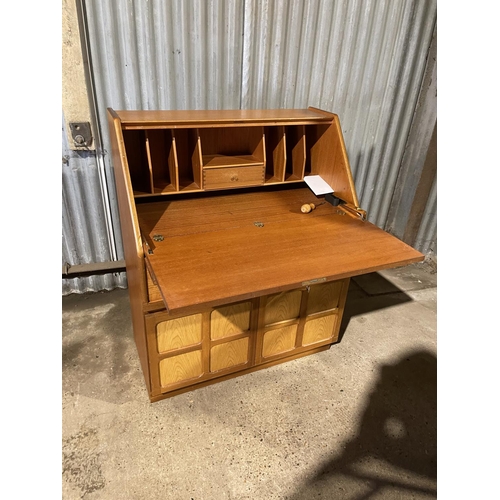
left=137, top=186, right=423, bottom=313
left=112, top=108, right=334, bottom=127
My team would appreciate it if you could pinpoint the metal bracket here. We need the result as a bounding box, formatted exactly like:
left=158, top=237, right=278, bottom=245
left=324, top=193, right=366, bottom=221
left=69, top=122, right=93, bottom=148
left=325, top=193, right=341, bottom=206
left=341, top=204, right=367, bottom=221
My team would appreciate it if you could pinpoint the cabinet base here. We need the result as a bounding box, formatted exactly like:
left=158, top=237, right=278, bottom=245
left=149, top=343, right=332, bottom=403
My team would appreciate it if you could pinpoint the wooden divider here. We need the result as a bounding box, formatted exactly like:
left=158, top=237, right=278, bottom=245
left=285, top=125, right=306, bottom=181
left=124, top=124, right=333, bottom=197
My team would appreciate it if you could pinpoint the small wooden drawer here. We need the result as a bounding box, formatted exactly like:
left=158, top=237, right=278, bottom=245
left=203, top=165, right=265, bottom=190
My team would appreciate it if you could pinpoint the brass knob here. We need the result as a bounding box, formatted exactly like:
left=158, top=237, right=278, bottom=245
left=230, top=174, right=238, bottom=181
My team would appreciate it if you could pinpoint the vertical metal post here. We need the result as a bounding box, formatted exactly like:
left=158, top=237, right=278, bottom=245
left=74, top=0, right=119, bottom=261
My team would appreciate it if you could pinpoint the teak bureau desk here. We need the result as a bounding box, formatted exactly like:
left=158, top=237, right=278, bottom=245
left=107, top=107, right=424, bottom=402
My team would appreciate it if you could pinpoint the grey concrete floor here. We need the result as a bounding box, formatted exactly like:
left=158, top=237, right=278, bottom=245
left=62, top=261, right=437, bottom=500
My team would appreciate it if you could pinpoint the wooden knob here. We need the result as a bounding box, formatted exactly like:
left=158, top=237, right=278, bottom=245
left=301, top=203, right=316, bottom=213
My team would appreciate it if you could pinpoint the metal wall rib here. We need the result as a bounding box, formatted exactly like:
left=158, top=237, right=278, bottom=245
left=64, top=0, right=437, bottom=293
left=414, top=175, right=437, bottom=255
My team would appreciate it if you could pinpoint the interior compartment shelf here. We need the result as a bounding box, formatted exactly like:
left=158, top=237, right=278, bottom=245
left=264, top=126, right=286, bottom=184
left=284, top=125, right=306, bottom=181
left=122, top=130, right=153, bottom=195
left=199, top=127, right=265, bottom=176
left=122, top=121, right=352, bottom=198
left=146, top=129, right=178, bottom=194
left=173, top=128, right=202, bottom=191
left=202, top=154, right=264, bottom=169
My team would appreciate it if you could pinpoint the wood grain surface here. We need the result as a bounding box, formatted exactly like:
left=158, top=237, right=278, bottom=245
left=306, top=281, right=343, bottom=315
left=156, top=314, right=203, bottom=352
left=210, top=302, right=252, bottom=339
left=302, top=314, right=337, bottom=346
left=139, top=187, right=424, bottom=313
left=210, top=338, right=249, bottom=372
left=114, top=109, right=333, bottom=128
left=262, top=325, right=298, bottom=357
left=159, top=350, right=203, bottom=386
left=264, top=290, right=302, bottom=325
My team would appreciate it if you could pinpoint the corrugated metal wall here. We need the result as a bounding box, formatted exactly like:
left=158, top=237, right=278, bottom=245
left=62, top=115, right=127, bottom=294
left=63, top=0, right=437, bottom=294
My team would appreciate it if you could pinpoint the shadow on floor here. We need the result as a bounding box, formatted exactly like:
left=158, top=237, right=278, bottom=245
left=290, top=349, right=437, bottom=499
left=337, top=273, right=414, bottom=343
left=62, top=290, right=133, bottom=402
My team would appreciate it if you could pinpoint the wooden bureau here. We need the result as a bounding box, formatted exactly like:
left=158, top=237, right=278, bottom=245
left=107, top=107, right=424, bottom=402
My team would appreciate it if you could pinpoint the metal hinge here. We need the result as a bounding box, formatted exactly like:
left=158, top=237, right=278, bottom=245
left=340, top=204, right=367, bottom=221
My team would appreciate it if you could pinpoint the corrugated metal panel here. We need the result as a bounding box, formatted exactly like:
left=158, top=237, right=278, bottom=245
left=62, top=115, right=127, bottom=295
left=82, top=0, right=247, bottom=291
left=69, top=0, right=436, bottom=294
left=241, top=0, right=436, bottom=229
left=414, top=174, right=437, bottom=255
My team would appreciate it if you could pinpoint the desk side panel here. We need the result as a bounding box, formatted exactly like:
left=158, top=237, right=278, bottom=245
left=308, top=116, right=359, bottom=207
left=107, top=108, right=152, bottom=393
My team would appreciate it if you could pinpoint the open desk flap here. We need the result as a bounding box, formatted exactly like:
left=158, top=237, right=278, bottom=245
left=138, top=187, right=424, bottom=314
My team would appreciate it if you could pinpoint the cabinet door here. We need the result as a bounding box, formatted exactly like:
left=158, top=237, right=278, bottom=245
left=146, top=299, right=259, bottom=396
left=146, top=312, right=207, bottom=395
left=209, top=301, right=254, bottom=374
left=256, top=279, right=349, bottom=363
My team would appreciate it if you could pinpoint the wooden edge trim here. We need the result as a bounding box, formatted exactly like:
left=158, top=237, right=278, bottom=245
left=307, top=106, right=337, bottom=119
left=260, top=336, right=334, bottom=364
left=157, top=343, right=203, bottom=361
left=332, top=115, right=360, bottom=208
left=207, top=360, right=251, bottom=378
left=170, top=130, right=180, bottom=191
left=162, top=255, right=424, bottom=316
left=107, top=107, right=120, bottom=120
left=331, top=278, right=350, bottom=343
left=109, top=111, right=144, bottom=259
left=299, top=125, right=306, bottom=178
left=263, top=317, right=301, bottom=331
left=144, top=314, right=162, bottom=397
left=304, top=308, right=340, bottom=321
left=202, top=312, right=211, bottom=375
left=210, top=331, right=252, bottom=346
left=144, top=131, right=155, bottom=193
left=295, top=289, right=310, bottom=348
left=248, top=298, right=260, bottom=368
left=143, top=301, right=167, bottom=313
left=193, top=128, right=203, bottom=188
left=121, top=120, right=332, bottom=130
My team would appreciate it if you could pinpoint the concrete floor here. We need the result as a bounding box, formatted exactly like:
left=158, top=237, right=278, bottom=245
left=62, top=261, right=437, bottom=500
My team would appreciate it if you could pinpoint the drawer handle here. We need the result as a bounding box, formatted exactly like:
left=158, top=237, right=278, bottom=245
left=230, top=174, right=239, bottom=181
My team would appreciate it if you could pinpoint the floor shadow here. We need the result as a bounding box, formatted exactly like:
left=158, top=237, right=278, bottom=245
left=290, top=349, right=437, bottom=499
left=62, top=290, right=132, bottom=387
left=337, top=273, right=414, bottom=343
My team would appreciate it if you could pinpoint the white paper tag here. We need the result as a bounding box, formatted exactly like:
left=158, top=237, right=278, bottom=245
left=304, top=175, right=334, bottom=195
